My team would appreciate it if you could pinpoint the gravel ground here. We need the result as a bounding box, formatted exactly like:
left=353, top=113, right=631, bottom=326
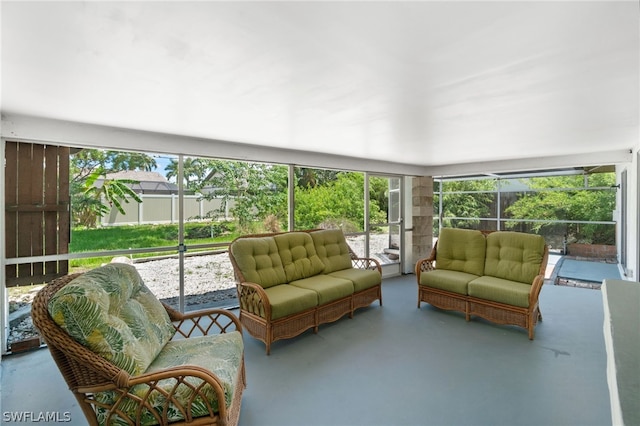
left=8, top=234, right=392, bottom=348
left=137, top=234, right=390, bottom=303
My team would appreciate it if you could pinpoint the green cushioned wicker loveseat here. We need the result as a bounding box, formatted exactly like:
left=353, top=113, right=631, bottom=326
left=32, top=263, right=245, bottom=426
left=229, top=229, right=382, bottom=354
left=416, top=228, right=549, bottom=339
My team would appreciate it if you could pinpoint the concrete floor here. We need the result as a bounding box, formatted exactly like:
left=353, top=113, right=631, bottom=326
left=556, top=258, right=622, bottom=283
left=1, top=272, right=611, bottom=426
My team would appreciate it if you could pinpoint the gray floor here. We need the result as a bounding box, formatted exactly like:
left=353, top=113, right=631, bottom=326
left=1, top=274, right=611, bottom=426
left=557, top=258, right=621, bottom=282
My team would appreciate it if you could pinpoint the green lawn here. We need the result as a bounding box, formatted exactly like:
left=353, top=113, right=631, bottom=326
left=69, top=222, right=238, bottom=269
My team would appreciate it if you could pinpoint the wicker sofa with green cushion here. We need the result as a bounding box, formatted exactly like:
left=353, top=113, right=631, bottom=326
left=32, top=263, right=245, bottom=426
left=416, top=228, right=549, bottom=339
left=229, top=229, right=382, bottom=354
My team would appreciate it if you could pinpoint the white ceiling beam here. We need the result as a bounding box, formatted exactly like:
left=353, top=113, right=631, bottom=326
left=424, top=150, right=634, bottom=178
left=3, top=113, right=632, bottom=179
left=1, top=113, right=429, bottom=176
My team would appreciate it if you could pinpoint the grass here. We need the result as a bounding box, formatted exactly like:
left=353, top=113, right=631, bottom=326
left=69, top=221, right=239, bottom=270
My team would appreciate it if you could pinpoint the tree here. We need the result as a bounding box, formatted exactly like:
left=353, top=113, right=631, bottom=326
left=294, top=167, right=339, bottom=188
left=162, top=160, right=387, bottom=233
left=505, top=173, right=616, bottom=244
left=369, top=176, right=390, bottom=222
left=71, top=149, right=156, bottom=227
left=72, top=150, right=156, bottom=181
left=199, top=160, right=289, bottom=232
left=294, top=172, right=386, bottom=231
left=435, top=179, right=496, bottom=230
left=164, top=157, right=211, bottom=191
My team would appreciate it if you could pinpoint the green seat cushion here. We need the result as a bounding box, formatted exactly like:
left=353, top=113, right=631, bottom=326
left=230, top=237, right=287, bottom=288
left=48, top=263, right=176, bottom=376
left=310, top=229, right=353, bottom=273
left=328, top=268, right=381, bottom=292
left=419, top=269, right=479, bottom=295
left=95, top=331, right=243, bottom=425
left=274, top=232, right=326, bottom=282
left=263, top=284, right=319, bottom=320
left=290, top=275, right=354, bottom=305
left=436, top=228, right=486, bottom=276
left=468, top=276, right=532, bottom=308
left=484, top=231, right=546, bottom=284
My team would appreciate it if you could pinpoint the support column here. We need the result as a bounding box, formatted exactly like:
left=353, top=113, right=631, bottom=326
left=412, top=176, right=433, bottom=268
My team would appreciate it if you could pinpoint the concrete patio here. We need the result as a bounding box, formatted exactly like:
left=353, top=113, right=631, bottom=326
left=1, top=260, right=617, bottom=426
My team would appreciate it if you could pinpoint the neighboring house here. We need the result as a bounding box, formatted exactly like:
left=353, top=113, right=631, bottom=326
left=98, top=170, right=180, bottom=195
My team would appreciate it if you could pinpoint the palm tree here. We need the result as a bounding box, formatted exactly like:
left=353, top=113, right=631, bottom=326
left=165, top=157, right=212, bottom=191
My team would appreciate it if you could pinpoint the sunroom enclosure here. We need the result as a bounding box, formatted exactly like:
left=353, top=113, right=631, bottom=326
left=2, top=139, right=628, bottom=354
left=2, top=143, right=415, bottom=353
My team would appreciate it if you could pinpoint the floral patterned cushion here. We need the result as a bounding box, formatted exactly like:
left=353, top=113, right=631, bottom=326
left=48, top=263, right=176, bottom=375
left=95, top=331, right=244, bottom=425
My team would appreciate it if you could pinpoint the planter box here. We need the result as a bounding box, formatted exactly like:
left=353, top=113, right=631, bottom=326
left=9, top=336, right=42, bottom=353
left=567, top=243, right=617, bottom=260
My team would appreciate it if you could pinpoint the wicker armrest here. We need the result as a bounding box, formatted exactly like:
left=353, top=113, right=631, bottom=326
left=94, top=364, right=234, bottom=424
left=130, top=364, right=228, bottom=401
left=529, top=274, right=546, bottom=306
left=351, top=256, right=382, bottom=273
left=164, top=304, right=243, bottom=338
left=237, top=281, right=271, bottom=319
left=415, top=244, right=437, bottom=280
left=416, top=257, right=435, bottom=272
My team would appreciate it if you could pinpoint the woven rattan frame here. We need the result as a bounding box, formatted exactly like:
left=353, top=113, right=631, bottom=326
left=416, top=236, right=549, bottom=340
left=229, top=230, right=382, bottom=355
left=31, top=273, right=246, bottom=426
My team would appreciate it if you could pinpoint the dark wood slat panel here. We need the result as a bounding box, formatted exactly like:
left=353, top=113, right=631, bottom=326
left=5, top=272, right=62, bottom=288
left=31, top=144, right=45, bottom=278
left=5, top=204, right=69, bottom=212
left=44, top=145, right=59, bottom=275
left=5, top=142, right=18, bottom=281
left=16, top=143, right=33, bottom=278
left=5, top=142, right=71, bottom=285
left=58, top=146, right=70, bottom=275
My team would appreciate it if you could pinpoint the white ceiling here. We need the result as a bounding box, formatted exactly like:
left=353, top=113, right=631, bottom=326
left=1, top=1, right=638, bottom=174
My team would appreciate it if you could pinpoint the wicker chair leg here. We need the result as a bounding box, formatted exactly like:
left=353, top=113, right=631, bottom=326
left=74, top=394, right=100, bottom=426
left=266, top=327, right=272, bottom=355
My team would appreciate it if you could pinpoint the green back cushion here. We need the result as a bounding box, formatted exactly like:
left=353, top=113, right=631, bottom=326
left=436, top=228, right=486, bottom=276
left=310, top=229, right=353, bottom=273
left=484, top=231, right=546, bottom=284
left=230, top=237, right=287, bottom=288
left=48, top=263, right=176, bottom=376
left=274, top=232, right=326, bottom=282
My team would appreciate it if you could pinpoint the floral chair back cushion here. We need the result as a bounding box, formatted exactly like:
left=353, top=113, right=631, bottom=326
left=48, top=263, right=176, bottom=375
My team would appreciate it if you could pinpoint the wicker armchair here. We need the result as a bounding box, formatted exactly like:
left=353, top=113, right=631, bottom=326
left=32, top=272, right=246, bottom=426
